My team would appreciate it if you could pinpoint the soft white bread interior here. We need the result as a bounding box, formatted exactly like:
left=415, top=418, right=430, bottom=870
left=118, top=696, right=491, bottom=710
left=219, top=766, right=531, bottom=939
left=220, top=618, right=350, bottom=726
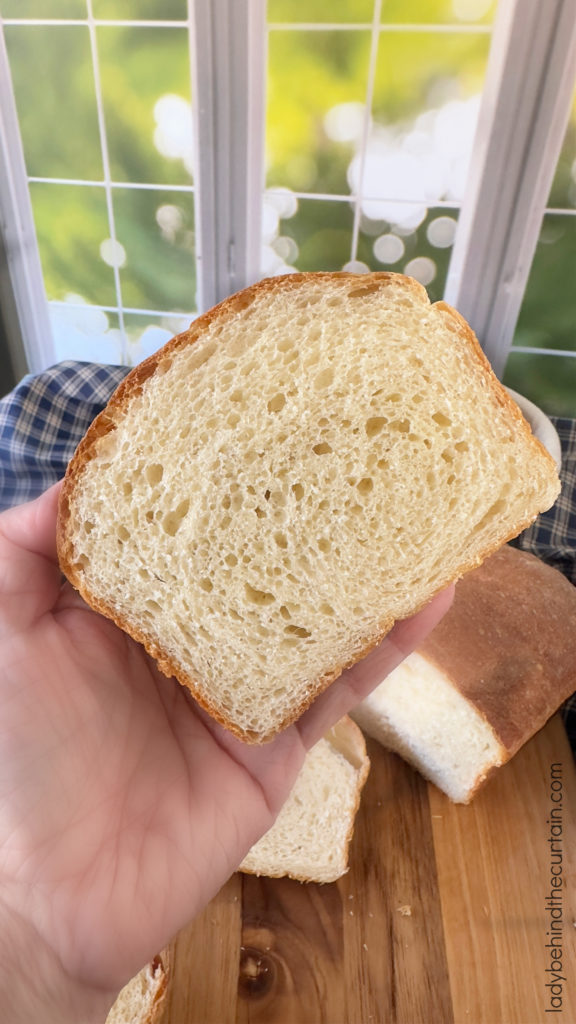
left=351, top=546, right=576, bottom=803
left=240, top=717, right=370, bottom=883
left=57, top=272, right=560, bottom=742
left=105, top=955, right=168, bottom=1024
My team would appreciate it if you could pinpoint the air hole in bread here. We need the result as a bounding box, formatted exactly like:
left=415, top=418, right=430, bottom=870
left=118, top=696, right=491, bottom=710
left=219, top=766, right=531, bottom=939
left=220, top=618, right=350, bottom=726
left=228, top=291, right=255, bottom=313
left=292, top=483, right=304, bottom=501
left=199, top=578, right=213, bottom=593
left=245, top=583, right=275, bottom=606
left=162, top=499, right=190, bottom=536
left=365, top=417, right=387, bottom=438
left=432, top=411, right=452, bottom=427
left=313, top=442, right=332, bottom=456
left=315, top=368, right=334, bottom=390
left=390, top=418, right=410, bottom=434
left=146, top=463, right=164, bottom=486
left=116, top=524, right=130, bottom=542
left=474, top=498, right=507, bottom=533
left=268, top=393, right=286, bottom=413
left=318, top=537, right=331, bottom=553
left=320, top=602, right=335, bottom=616
left=225, top=553, right=238, bottom=567
left=357, top=477, right=373, bottom=496
left=275, top=531, right=288, bottom=549
left=347, top=282, right=381, bottom=298
left=284, top=624, right=312, bottom=638
left=230, top=389, right=244, bottom=404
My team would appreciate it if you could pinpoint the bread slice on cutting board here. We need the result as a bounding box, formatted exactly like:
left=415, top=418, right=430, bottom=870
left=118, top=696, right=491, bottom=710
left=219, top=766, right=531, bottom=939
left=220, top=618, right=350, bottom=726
left=240, top=716, right=369, bottom=883
left=57, top=272, right=560, bottom=742
left=351, top=545, right=576, bottom=803
left=105, top=954, right=168, bottom=1024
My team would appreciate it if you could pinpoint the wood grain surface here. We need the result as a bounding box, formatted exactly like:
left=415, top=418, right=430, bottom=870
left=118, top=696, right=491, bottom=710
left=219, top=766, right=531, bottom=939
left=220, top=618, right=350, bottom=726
left=160, top=715, right=575, bottom=1024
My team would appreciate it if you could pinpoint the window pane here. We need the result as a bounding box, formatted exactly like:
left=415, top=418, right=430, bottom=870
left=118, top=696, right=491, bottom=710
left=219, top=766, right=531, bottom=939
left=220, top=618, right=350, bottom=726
left=30, top=184, right=116, bottom=306
left=98, top=27, right=193, bottom=185
left=267, top=0, right=497, bottom=24
left=380, top=0, right=496, bottom=24
left=268, top=0, right=373, bottom=22
left=372, top=31, right=491, bottom=126
left=92, top=0, right=186, bottom=20
left=514, top=214, right=576, bottom=354
left=262, top=196, right=354, bottom=274
left=113, top=188, right=196, bottom=312
left=123, top=312, right=191, bottom=363
left=357, top=206, right=459, bottom=302
left=503, top=353, right=576, bottom=419
left=49, top=305, right=191, bottom=367
left=266, top=29, right=371, bottom=194
left=5, top=27, right=103, bottom=179
left=0, top=0, right=85, bottom=16
left=49, top=306, right=126, bottom=365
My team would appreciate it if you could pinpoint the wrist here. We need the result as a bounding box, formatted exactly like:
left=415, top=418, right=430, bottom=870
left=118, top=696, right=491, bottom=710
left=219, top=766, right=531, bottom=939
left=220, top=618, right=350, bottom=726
left=0, top=898, right=118, bottom=1024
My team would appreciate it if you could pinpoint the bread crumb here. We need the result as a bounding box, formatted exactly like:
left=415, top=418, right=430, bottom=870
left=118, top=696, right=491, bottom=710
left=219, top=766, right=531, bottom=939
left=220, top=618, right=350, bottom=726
left=397, top=905, right=412, bottom=916
left=348, top=894, right=354, bottom=900
left=349, top=910, right=354, bottom=916
left=363, top=943, right=368, bottom=951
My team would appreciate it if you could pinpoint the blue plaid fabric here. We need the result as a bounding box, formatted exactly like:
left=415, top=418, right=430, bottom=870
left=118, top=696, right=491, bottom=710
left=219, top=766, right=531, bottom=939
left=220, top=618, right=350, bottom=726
left=1, top=361, right=575, bottom=754
left=0, top=361, right=129, bottom=509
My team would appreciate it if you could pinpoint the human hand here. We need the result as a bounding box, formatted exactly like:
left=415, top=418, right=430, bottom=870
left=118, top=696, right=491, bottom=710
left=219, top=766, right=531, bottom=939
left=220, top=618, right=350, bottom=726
left=0, top=483, right=453, bottom=1023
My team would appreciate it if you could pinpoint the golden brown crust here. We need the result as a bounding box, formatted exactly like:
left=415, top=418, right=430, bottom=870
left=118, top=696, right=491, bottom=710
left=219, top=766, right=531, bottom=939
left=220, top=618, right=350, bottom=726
left=57, top=272, right=560, bottom=743
left=418, top=545, right=576, bottom=757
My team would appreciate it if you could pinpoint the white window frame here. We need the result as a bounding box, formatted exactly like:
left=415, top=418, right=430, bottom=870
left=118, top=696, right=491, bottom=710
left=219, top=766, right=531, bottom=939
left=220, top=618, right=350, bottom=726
left=0, top=0, right=575, bottom=382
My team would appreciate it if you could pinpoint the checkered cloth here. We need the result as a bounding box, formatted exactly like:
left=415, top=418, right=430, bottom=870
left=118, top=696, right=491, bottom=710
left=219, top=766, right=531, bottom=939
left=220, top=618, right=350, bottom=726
left=1, top=360, right=575, bottom=753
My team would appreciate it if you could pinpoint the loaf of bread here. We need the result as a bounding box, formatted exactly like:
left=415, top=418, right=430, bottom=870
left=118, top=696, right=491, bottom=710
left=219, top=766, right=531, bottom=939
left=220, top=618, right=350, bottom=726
left=240, top=716, right=369, bottom=883
left=57, top=272, right=560, bottom=742
left=105, top=954, right=168, bottom=1024
left=351, top=545, right=576, bottom=803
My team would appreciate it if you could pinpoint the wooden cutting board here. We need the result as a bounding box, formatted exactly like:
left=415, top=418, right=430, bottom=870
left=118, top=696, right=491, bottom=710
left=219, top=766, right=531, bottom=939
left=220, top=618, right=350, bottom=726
left=159, top=715, right=575, bottom=1024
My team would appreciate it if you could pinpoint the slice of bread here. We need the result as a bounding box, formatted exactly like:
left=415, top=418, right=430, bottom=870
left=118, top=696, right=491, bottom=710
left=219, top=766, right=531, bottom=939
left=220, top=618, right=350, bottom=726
left=351, top=545, right=576, bottom=803
left=240, top=717, right=369, bottom=883
left=57, top=272, right=560, bottom=742
left=105, top=954, right=168, bottom=1024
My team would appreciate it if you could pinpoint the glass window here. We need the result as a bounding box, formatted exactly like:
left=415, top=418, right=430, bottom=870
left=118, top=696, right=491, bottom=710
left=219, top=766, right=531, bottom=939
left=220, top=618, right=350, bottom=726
left=264, top=1, right=493, bottom=296
left=113, top=188, right=196, bottom=312
left=1, top=0, right=85, bottom=16
left=5, top=26, right=103, bottom=179
left=91, top=0, right=186, bottom=19
left=503, top=353, right=576, bottom=419
left=97, top=26, right=193, bottom=185
left=507, top=92, right=576, bottom=413
left=30, top=183, right=116, bottom=307
left=2, top=10, right=197, bottom=366
left=266, top=29, right=371, bottom=196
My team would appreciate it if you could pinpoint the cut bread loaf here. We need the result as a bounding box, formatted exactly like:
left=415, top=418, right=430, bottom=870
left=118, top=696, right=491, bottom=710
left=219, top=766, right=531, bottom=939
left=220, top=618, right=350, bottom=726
left=240, top=716, right=369, bottom=882
left=105, top=954, right=168, bottom=1024
left=351, top=545, right=576, bottom=803
left=57, top=272, right=560, bottom=742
